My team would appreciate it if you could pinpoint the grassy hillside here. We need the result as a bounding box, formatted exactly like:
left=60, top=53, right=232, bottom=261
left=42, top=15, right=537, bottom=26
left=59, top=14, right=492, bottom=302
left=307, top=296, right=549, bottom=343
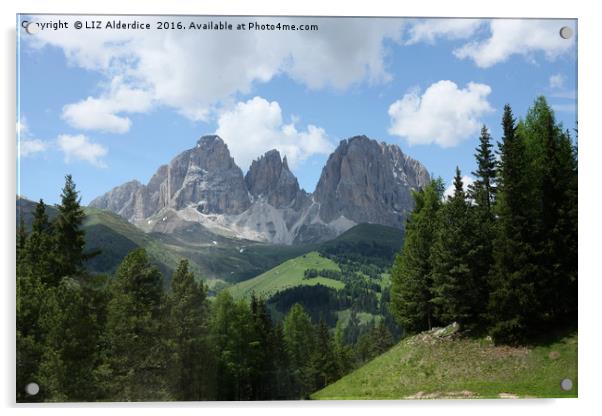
left=83, top=207, right=196, bottom=280
left=18, top=198, right=314, bottom=283
left=229, top=251, right=344, bottom=299
left=312, top=326, right=577, bottom=400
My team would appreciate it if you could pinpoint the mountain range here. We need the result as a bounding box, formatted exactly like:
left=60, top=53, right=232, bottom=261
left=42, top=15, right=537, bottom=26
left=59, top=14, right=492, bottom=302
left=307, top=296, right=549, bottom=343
left=89, top=135, right=430, bottom=245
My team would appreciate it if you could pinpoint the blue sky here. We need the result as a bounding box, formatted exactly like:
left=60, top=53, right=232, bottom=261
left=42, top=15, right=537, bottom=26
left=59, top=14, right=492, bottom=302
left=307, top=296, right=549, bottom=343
left=17, top=16, right=577, bottom=205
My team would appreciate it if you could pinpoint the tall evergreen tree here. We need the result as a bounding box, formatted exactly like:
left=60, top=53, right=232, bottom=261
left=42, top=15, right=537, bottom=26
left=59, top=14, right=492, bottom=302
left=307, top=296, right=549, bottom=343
left=430, top=168, right=488, bottom=331
left=333, top=319, right=354, bottom=376
left=54, top=175, right=87, bottom=278
left=283, top=303, right=316, bottom=398
left=24, top=199, right=57, bottom=286
left=489, top=105, right=539, bottom=344
left=271, top=321, right=294, bottom=399
left=390, top=178, right=445, bottom=332
left=520, top=97, right=578, bottom=325
left=308, top=320, right=339, bottom=390
left=167, top=260, right=214, bottom=401
left=249, top=294, right=277, bottom=400
left=469, top=125, right=497, bottom=212
left=210, top=291, right=255, bottom=400
left=37, top=278, right=108, bottom=401
left=104, top=248, right=169, bottom=400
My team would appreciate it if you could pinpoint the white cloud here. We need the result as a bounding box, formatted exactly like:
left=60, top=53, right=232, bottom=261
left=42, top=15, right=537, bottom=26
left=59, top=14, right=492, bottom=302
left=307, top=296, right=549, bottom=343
left=17, top=116, right=51, bottom=157
left=388, top=80, right=493, bottom=147
left=406, top=19, right=483, bottom=45
left=20, top=139, right=48, bottom=157
left=454, top=19, right=576, bottom=68
left=549, top=73, right=565, bottom=89
left=215, top=96, right=334, bottom=171
left=26, top=17, right=404, bottom=131
left=444, top=175, right=475, bottom=199
left=62, top=77, right=154, bottom=133
left=57, top=134, right=108, bottom=167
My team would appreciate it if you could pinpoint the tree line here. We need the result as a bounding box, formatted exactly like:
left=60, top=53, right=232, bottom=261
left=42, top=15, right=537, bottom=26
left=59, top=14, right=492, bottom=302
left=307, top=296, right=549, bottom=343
left=390, top=97, right=578, bottom=344
left=17, top=176, right=394, bottom=401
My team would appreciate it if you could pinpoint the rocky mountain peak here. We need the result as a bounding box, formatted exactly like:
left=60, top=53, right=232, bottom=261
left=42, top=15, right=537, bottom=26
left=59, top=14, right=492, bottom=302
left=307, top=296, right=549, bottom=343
left=90, top=134, right=429, bottom=245
left=313, top=135, right=430, bottom=228
left=245, top=149, right=307, bottom=209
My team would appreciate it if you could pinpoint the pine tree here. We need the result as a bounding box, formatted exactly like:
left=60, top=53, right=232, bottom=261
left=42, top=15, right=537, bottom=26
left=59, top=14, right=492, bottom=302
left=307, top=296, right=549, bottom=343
left=24, top=199, right=57, bottom=286
left=37, top=277, right=108, bottom=401
left=271, top=321, right=293, bottom=399
left=308, top=320, right=339, bottom=390
left=430, top=168, right=488, bottom=331
left=283, top=303, right=316, bottom=398
left=167, top=260, right=214, bottom=400
left=104, top=248, right=169, bottom=400
left=467, top=126, right=497, bottom=326
left=249, top=294, right=277, bottom=400
left=521, top=97, right=578, bottom=326
left=54, top=175, right=87, bottom=278
left=489, top=105, right=539, bottom=344
left=333, top=320, right=354, bottom=375
left=390, top=179, right=445, bottom=333
left=210, top=291, right=255, bottom=400
left=469, top=125, right=497, bottom=212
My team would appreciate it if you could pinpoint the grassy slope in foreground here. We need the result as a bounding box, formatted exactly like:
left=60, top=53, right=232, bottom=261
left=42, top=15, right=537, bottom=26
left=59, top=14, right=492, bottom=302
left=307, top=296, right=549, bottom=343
left=312, top=328, right=577, bottom=400
left=228, top=251, right=344, bottom=299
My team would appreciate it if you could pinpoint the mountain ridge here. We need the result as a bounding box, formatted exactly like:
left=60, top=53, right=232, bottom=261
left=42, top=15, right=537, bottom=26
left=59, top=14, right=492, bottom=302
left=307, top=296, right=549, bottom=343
left=90, top=134, right=430, bottom=244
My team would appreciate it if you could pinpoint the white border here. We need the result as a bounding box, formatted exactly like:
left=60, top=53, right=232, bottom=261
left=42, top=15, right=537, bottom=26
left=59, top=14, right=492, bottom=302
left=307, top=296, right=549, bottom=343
left=2, top=1, right=599, bottom=415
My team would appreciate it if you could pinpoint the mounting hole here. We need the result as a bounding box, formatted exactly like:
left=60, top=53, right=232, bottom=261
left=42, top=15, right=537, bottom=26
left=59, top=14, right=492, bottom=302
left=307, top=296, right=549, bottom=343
left=559, top=26, right=573, bottom=40
left=25, top=382, right=39, bottom=396
left=560, top=378, right=573, bottom=391
left=25, top=22, right=40, bottom=35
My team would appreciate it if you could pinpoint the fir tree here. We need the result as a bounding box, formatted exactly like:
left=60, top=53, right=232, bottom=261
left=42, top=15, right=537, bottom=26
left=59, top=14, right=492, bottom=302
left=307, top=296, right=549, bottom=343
left=333, top=320, right=353, bottom=374
left=24, top=199, right=57, bottom=286
left=249, top=294, right=277, bottom=400
left=37, top=278, right=108, bottom=401
left=210, top=291, right=255, bottom=400
left=430, top=168, right=488, bottom=331
left=308, top=320, right=339, bottom=390
left=521, top=97, right=578, bottom=326
left=469, top=125, right=497, bottom=212
left=104, top=248, right=169, bottom=400
left=283, top=303, right=316, bottom=398
left=54, top=175, right=87, bottom=278
left=167, top=260, right=214, bottom=401
left=489, top=105, right=538, bottom=344
left=390, top=179, right=445, bottom=332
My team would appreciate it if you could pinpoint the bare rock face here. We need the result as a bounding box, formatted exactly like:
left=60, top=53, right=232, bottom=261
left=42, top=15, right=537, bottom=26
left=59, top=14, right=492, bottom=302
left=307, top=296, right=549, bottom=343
left=87, top=179, right=145, bottom=221
left=245, top=150, right=309, bottom=210
left=313, top=135, right=430, bottom=229
left=90, top=134, right=430, bottom=244
left=167, top=135, right=250, bottom=214
left=89, top=135, right=250, bottom=222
